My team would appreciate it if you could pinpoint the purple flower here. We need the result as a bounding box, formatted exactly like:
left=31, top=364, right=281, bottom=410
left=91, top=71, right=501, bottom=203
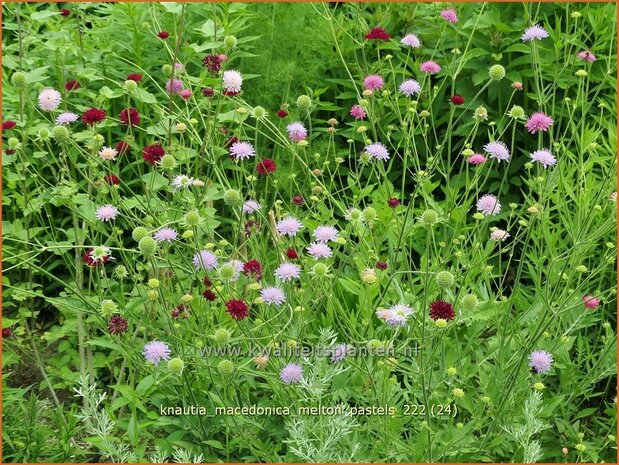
left=525, top=112, right=553, bottom=134
left=143, top=340, right=171, bottom=365
left=531, top=149, right=556, bottom=168
left=399, top=79, right=421, bottom=97
left=274, top=263, right=301, bottom=282
left=154, top=227, right=178, bottom=242
left=280, top=363, right=303, bottom=384
left=529, top=350, right=553, bottom=373
left=468, top=154, right=487, bottom=165
left=490, top=229, right=510, bottom=241
left=230, top=141, right=256, bottom=160
left=420, top=61, right=441, bottom=74
left=363, top=75, right=384, bottom=91
left=477, top=194, right=501, bottom=216
left=286, top=122, right=307, bottom=142
left=243, top=199, right=261, bottom=214
left=440, top=9, right=458, bottom=24
left=276, top=217, right=303, bottom=237
left=38, top=88, right=62, bottom=111
left=56, top=112, right=79, bottom=124
left=376, top=304, right=414, bottom=327
left=307, top=242, right=332, bottom=259
left=577, top=50, right=596, bottom=62
left=95, top=205, right=119, bottom=222
left=312, top=225, right=339, bottom=243
left=330, top=343, right=352, bottom=363
left=364, top=142, right=390, bottom=161
left=165, top=79, right=184, bottom=94
left=193, top=250, right=218, bottom=271
left=223, top=70, right=243, bottom=93
left=522, top=24, right=549, bottom=42
left=261, top=286, right=286, bottom=306
left=350, top=105, right=367, bottom=120
left=401, top=34, right=421, bottom=48
left=483, top=141, right=510, bottom=162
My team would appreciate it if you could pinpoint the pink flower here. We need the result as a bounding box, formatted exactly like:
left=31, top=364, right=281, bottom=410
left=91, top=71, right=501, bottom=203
left=179, top=89, right=192, bottom=99
left=577, top=50, right=596, bottom=62
left=484, top=141, right=510, bottom=162
left=38, top=88, right=62, bottom=111
left=363, top=75, right=384, bottom=91
left=522, top=24, right=549, bottom=42
left=95, top=205, right=119, bottom=222
left=307, top=242, right=332, bottom=259
left=531, top=149, right=556, bottom=168
left=165, top=79, right=183, bottom=94
left=287, top=122, right=307, bottom=142
left=364, top=142, right=390, bottom=161
left=350, top=105, right=367, bottom=120
left=229, top=141, right=256, bottom=160
left=222, top=70, right=243, bottom=93
left=490, top=229, right=510, bottom=241
left=525, top=112, right=554, bottom=134
left=468, top=154, right=487, bottom=165
left=477, top=194, right=501, bottom=216
left=420, top=61, right=441, bottom=74
left=582, top=295, right=601, bottom=309
left=399, top=79, right=421, bottom=97
left=440, top=9, right=458, bottom=24
left=401, top=34, right=421, bottom=48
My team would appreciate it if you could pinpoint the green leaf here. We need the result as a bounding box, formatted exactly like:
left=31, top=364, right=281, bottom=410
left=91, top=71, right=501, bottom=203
left=141, top=172, right=169, bottom=191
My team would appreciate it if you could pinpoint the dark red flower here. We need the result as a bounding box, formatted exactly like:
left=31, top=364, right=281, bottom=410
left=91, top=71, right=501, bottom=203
left=203, top=54, right=227, bottom=74
left=286, top=248, right=299, bottom=260
left=244, top=220, right=260, bottom=238
left=2, top=120, right=16, bottom=130
left=450, top=95, right=465, bottom=105
left=202, top=87, right=214, bottom=97
left=82, top=108, right=106, bottom=125
left=65, top=80, right=81, bottom=91
left=223, top=90, right=240, bottom=97
left=277, top=109, right=288, bottom=118
left=104, top=174, right=120, bottom=185
left=203, top=289, right=217, bottom=301
left=142, top=143, right=165, bottom=165
left=127, top=73, right=143, bottom=82
left=429, top=300, right=456, bottom=321
left=365, top=27, right=391, bottom=41
left=225, top=299, right=249, bottom=320
left=115, top=141, right=131, bottom=155
left=387, top=197, right=401, bottom=208
left=60, top=9, right=70, bottom=17
left=226, top=136, right=239, bottom=147
left=2, top=327, right=13, bottom=338
left=256, top=159, right=276, bottom=176
left=82, top=249, right=110, bottom=268
left=119, top=107, right=140, bottom=126
left=376, top=260, right=388, bottom=270
left=157, top=31, right=170, bottom=39
left=292, top=195, right=305, bottom=206
left=108, top=315, right=128, bottom=335
left=4, top=149, right=15, bottom=156
left=171, top=304, right=190, bottom=320
left=243, top=259, right=262, bottom=280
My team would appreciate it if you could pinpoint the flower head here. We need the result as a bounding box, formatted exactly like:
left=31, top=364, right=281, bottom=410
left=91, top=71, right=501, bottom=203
left=280, top=363, right=303, bottom=384
left=127, top=73, right=143, bottom=82
left=364, top=142, right=390, bottom=161
left=582, top=295, right=601, bottom=309
left=399, top=79, right=421, bottom=97
left=119, top=107, right=140, bottom=126
left=477, top=194, right=501, bottom=216
left=142, top=144, right=165, bottom=165
left=307, top=242, right=332, bottom=259
left=468, top=154, right=487, bottom=165
left=276, top=217, right=303, bottom=237
left=365, top=27, right=391, bottom=40
left=313, top=225, right=339, bottom=243
left=287, top=122, right=307, bottom=142
left=363, top=75, right=384, bottom=91
left=243, top=200, right=261, bottom=214
left=529, top=350, right=553, bottom=373
left=484, top=141, right=510, bottom=162
left=525, top=112, right=554, bottom=134
left=429, top=300, right=455, bottom=321
left=275, top=263, right=301, bottom=282
left=171, top=174, right=194, bottom=190
left=222, top=70, right=243, bottom=93
left=96, top=205, right=119, bottom=222
left=257, top=159, right=276, bottom=175
left=225, top=299, right=249, bottom=319
left=98, top=146, right=118, bottom=161
left=261, top=286, right=286, bottom=306
left=401, top=34, right=421, bottom=48
left=440, top=9, right=458, bottom=23
left=38, top=88, right=62, bottom=111
left=56, top=112, right=79, bottom=125
left=490, top=229, right=510, bottom=241
left=82, top=108, right=106, bottom=125
left=450, top=94, right=465, bottom=105
left=193, top=250, right=218, bottom=271
left=143, top=341, right=171, bottom=365
left=577, top=50, right=596, bottom=62
left=531, top=149, right=556, bottom=168
left=157, top=31, right=170, bottom=39
left=229, top=141, right=255, bottom=161
left=165, top=79, right=183, bottom=94
left=154, top=228, right=178, bottom=242
left=243, top=259, right=263, bottom=279
left=350, top=105, right=367, bottom=120
left=420, top=61, right=441, bottom=74
left=522, top=24, right=549, bottom=41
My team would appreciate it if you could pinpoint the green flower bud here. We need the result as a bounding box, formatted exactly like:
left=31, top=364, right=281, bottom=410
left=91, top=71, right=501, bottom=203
left=223, top=189, right=242, bottom=207
left=114, top=265, right=128, bottom=279
left=162, top=64, right=173, bottom=75
left=362, top=206, right=377, bottom=222
left=435, top=271, right=454, bottom=289
left=184, top=210, right=201, bottom=226
left=11, top=72, right=27, bottom=88
left=124, top=80, right=138, bottom=92
left=421, top=210, right=438, bottom=226
left=488, top=64, right=506, bottom=81
left=167, top=357, right=185, bottom=375
left=312, top=262, right=328, bottom=277
left=575, top=69, right=588, bottom=78
left=348, top=208, right=362, bottom=221
left=52, top=125, right=70, bottom=141
left=296, top=94, right=312, bottom=110
left=132, top=226, right=149, bottom=242
left=253, top=105, right=266, bottom=119
left=219, top=263, right=237, bottom=281
left=224, top=35, right=237, bottom=48
left=461, top=294, right=478, bottom=311
left=8, top=137, right=20, bottom=148
left=217, top=359, right=234, bottom=375
left=148, top=278, right=160, bottom=289
left=508, top=105, right=525, bottom=119
left=138, top=236, right=157, bottom=257
left=214, top=328, right=231, bottom=345
left=38, top=127, right=50, bottom=140
left=100, top=299, right=118, bottom=317
left=160, top=154, right=176, bottom=170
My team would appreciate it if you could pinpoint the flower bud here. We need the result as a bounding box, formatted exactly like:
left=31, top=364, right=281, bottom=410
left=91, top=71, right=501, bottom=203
left=488, top=64, right=506, bottom=81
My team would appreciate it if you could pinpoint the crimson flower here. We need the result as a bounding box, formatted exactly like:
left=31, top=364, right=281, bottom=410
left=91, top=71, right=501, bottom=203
left=202, top=87, right=214, bottom=97
left=142, top=143, right=165, bottom=165
left=365, top=27, right=391, bottom=41
left=82, top=108, right=106, bottom=125
left=450, top=95, right=465, bottom=105
left=225, top=299, right=249, bottom=320
left=429, top=300, right=456, bottom=321
left=65, top=80, right=81, bottom=91
left=387, top=197, right=401, bottom=208
left=286, top=249, right=299, bottom=260
left=256, top=159, right=276, bottom=176
left=292, top=195, right=305, bottom=206
left=108, top=315, right=128, bottom=335
left=2, top=120, right=16, bottom=130
left=203, top=289, right=217, bottom=301
left=119, top=107, right=140, bottom=126
left=104, top=174, right=120, bottom=185
left=243, top=259, right=262, bottom=280
left=115, top=141, right=131, bottom=155
left=277, top=109, right=288, bottom=118
left=376, top=260, right=388, bottom=270
left=157, top=31, right=170, bottom=39
left=60, top=9, right=70, bottom=17
left=127, top=73, right=143, bottom=82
